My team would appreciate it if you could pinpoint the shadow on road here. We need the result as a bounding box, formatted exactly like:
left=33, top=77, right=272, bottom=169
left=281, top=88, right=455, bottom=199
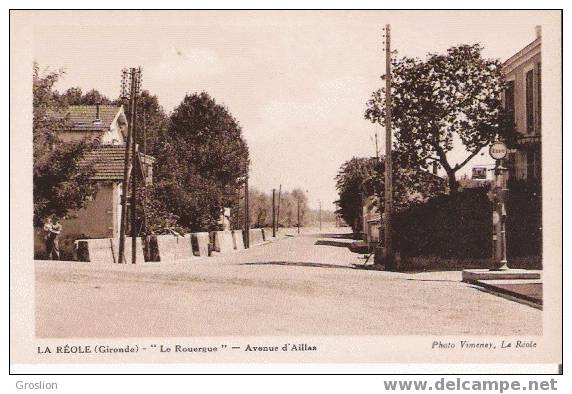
left=314, top=240, right=353, bottom=248
left=242, top=261, right=354, bottom=270
left=466, top=284, right=542, bottom=309
left=401, top=278, right=459, bottom=283
left=308, top=233, right=358, bottom=240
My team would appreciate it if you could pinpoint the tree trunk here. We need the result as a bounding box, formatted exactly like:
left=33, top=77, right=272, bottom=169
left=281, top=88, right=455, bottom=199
left=446, top=170, right=460, bottom=194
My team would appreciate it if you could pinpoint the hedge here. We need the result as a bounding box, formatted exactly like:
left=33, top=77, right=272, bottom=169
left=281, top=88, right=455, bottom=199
left=394, top=188, right=492, bottom=258
left=393, top=182, right=542, bottom=259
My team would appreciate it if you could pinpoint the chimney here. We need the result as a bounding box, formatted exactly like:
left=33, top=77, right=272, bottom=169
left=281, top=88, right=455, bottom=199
left=535, top=25, right=542, bottom=39
left=95, top=102, right=101, bottom=122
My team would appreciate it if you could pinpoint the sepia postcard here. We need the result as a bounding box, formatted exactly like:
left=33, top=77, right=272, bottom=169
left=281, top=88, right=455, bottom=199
left=9, top=9, right=562, bottom=374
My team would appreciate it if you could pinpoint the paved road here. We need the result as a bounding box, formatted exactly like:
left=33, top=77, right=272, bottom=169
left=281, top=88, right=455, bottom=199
left=35, top=230, right=541, bottom=338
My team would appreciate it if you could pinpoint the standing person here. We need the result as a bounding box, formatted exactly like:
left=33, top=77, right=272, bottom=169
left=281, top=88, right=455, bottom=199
left=44, top=216, right=62, bottom=260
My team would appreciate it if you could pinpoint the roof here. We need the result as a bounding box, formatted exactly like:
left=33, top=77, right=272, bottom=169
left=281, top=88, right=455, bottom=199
left=81, top=145, right=155, bottom=181
left=64, top=105, right=125, bottom=131
left=502, top=37, right=541, bottom=74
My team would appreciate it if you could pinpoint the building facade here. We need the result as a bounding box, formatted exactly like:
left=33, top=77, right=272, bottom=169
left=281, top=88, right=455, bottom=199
left=62, top=145, right=155, bottom=240
left=35, top=105, right=155, bottom=258
left=502, top=27, right=542, bottom=182
left=501, top=28, right=543, bottom=260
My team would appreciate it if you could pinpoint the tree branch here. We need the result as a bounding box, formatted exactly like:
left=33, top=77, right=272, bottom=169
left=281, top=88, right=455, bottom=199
left=428, top=132, right=452, bottom=172
left=453, top=144, right=486, bottom=171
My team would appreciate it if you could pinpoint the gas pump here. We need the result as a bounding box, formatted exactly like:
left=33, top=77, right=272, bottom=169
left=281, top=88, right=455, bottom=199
left=488, top=142, right=509, bottom=271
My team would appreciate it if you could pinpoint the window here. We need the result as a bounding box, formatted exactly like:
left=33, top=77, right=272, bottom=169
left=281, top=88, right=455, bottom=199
left=526, top=69, right=534, bottom=133
left=526, top=148, right=541, bottom=181
left=505, top=80, right=515, bottom=130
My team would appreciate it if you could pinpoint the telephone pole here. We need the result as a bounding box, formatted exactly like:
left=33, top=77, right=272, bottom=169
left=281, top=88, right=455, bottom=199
left=272, top=188, right=276, bottom=237
left=130, top=70, right=140, bottom=265
left=318, top=200, right=322, bottom=231
left=383, top=24, right=394, bottom=268
left=141, top=108, right=147, bottom=238
left=297, top=198, right=301, bottom=234
left=118, top=67, right=141, bottom=265
left=276, top=184, right=282, bottom=231
left=236, top=187, right=241, bottom=230
left=244, top=171, right=250, bottom=248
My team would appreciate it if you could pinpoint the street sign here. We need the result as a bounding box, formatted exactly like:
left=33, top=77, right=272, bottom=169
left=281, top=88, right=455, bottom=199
left=472, top=166, right=487, bottom=180
left=489, top=141, right=508, bottom=160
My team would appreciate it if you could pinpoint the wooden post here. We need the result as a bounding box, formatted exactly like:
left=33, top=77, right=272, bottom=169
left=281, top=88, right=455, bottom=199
left=297, top=198, right=301, bottom=234
left=141, top=108, right=147, bottom=238
left=276, top=184, right=282, bottom=231
left=319, top=200, right=322, bottom=231
left=131, top=94, right=138, bottom=265
left=118, top=68, right=136, bottom=265
left=272, top=188, right=276, bottom=237
left=244, top=172, right=250, bottom=248
left=236, top=186, right=241, bottom=230
left=383, top=24, right=394, bottom=268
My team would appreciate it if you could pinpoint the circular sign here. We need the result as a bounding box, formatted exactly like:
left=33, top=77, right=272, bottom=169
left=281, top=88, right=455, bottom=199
left=489, top=141, right=508, bottom=160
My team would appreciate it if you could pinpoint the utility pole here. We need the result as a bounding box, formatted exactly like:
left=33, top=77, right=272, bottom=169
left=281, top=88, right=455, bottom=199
left=236, top=187, right=241, bottom=230
left=244, top=171, right=250, bottom=248
left=383, top=24, right=394, bottom=268
left=118, top=67, right=141, bottom=265
left=130, top=76, right=139, bottom=265
left=141, top=108, right=147, bottom=238
left=272, top=188, right=276, bottom=237
left=276, top=184, right=282, bottom=231
left=318, top=200, right=322, bottom=231
left=297, top=198, right=301, bottom=234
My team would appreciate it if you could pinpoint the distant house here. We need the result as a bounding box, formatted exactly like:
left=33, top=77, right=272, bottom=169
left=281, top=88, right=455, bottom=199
left=62, top=145, right=155, bottom=240
left=59, top=104, right=128, bottom=145
left=35, top=105, right=155, bottom=258
left=360, top=164, right=446, bottom=246
left=502, top=27, right=542, bottom=181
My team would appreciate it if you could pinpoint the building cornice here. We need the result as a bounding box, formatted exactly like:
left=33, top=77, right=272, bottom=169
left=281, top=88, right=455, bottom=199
left=502, top=38, right=541, bottom=75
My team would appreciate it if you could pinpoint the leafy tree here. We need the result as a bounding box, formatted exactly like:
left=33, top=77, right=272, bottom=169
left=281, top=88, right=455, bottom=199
left=118, top=90, right=169, bottom=157
left=365, top=44, right=508, bottom=192
left=58, top=87, right=82, bottom=106
left=138, top=184, right=184, bottom=235
left=288, top=188, right=309, bottom=227
left=277, top=189, right=309, bottom=228
left=33, top=64, right=99, bottom=226
left=82, top=89, right=112, bottom=105
left=335, top=155, right=445, bottom=233
left=241, top=187, right=309, bottom=228
left=57, top=87, right=112, bottom=106
left=152, top=92, right=249, bottom=231
left=245, top=188, right=269, bottom=228
left=335, top=157, right=379, bottom=233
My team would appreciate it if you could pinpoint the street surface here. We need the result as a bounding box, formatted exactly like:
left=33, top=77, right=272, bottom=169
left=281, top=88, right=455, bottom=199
left=35, top=230, right=541, bottom=337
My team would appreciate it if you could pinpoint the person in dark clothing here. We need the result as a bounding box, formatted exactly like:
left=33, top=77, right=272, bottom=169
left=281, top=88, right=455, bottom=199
left=43, top=216, right=62, bottom=260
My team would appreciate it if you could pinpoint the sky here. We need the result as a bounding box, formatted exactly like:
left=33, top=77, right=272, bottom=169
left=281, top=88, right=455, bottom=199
left=32, top=10, right=549, bottom=210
